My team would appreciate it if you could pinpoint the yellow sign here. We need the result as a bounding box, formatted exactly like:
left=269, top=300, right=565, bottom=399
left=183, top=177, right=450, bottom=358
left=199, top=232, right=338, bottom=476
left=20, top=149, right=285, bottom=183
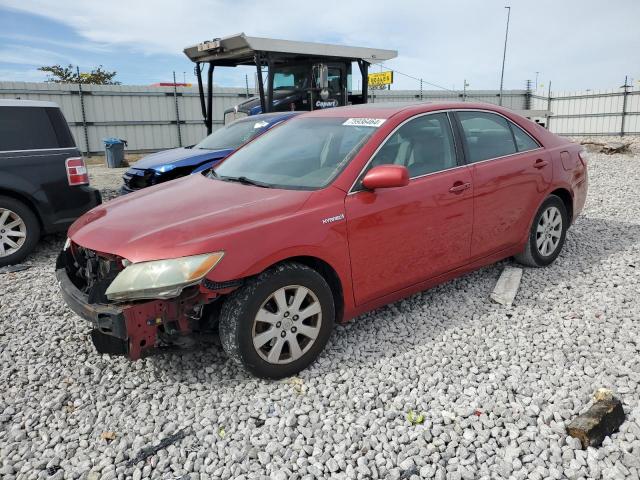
left=368, top=71, right=393, bottom=87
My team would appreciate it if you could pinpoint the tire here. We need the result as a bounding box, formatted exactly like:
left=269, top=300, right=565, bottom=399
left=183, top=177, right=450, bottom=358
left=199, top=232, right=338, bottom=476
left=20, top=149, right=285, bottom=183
left=515, top=194, right=568, bottom=268
left=219, top=262, right=335, bottom=379
left=0, top=196, right=40, bottom=267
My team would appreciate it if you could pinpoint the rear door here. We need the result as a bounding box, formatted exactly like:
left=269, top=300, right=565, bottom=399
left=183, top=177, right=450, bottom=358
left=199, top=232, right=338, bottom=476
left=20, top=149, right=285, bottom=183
left=345, top=112, right=473, bottom=305
left=453, top=110, right=552, bottom=259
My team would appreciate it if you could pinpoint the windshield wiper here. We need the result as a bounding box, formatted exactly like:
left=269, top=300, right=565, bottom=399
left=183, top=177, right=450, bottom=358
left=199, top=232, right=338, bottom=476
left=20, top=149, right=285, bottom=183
left=220, top=175, right=272, bottom=188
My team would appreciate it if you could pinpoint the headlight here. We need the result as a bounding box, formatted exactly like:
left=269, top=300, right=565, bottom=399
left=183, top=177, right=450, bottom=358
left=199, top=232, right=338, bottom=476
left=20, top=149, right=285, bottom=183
left=105, top=252, right=224, bottom=302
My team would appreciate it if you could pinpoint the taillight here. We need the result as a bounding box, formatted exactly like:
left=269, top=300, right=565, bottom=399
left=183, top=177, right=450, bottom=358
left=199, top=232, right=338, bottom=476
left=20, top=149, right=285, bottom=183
left=66, top=157, right=89, bottom=186
left=578, top=149, right=589, bottom=166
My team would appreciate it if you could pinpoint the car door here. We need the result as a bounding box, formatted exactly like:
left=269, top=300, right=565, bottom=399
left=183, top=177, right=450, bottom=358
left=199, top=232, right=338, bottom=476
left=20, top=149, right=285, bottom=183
left=345, top=112, right=473, bottom=305
left=454, top=110, right=552, bottom=259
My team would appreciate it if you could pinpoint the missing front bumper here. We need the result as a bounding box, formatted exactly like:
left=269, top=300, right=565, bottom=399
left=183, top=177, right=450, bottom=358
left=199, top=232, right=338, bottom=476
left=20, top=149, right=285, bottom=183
left=55, top=259, right=159, bottom=359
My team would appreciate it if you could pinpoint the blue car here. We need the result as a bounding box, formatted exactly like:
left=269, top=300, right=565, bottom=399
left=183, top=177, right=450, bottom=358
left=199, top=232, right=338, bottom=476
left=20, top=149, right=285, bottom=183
left=121, top=111, right=300, bottom=193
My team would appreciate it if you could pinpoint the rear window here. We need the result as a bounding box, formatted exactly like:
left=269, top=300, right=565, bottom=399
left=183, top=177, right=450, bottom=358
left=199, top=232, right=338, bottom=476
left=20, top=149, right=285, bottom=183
left=457, top=111, right=517, bottom=163
left=0, top=106, right=75, bottom=151
left=509, top=121, right=540, bottom=152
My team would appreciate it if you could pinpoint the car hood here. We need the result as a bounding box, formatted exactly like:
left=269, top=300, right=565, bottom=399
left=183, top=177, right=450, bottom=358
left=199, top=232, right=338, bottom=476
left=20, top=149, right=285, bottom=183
left=131, top=147, right=233, bottom=171
left=69, top=174, right=313, bottom=263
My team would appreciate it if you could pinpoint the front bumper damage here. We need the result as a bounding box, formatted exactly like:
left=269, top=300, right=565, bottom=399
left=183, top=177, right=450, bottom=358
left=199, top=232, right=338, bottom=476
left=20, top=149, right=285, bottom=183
left=55, top=249, right=218, bottom=360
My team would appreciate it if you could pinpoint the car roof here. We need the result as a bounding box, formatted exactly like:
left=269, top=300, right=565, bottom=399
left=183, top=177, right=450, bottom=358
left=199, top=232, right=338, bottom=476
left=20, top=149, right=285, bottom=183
left=0, top=99, right=59, bottom=108
left=300, top=101, right=516, bottom=119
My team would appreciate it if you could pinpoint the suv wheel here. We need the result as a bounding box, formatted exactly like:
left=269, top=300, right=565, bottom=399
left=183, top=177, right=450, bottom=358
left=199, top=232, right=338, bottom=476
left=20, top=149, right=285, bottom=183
left=0, top=196, right=40, bottom=267
left=219, top=262, right=334, bottom=379
left=515, top=194, right=568, bottom=268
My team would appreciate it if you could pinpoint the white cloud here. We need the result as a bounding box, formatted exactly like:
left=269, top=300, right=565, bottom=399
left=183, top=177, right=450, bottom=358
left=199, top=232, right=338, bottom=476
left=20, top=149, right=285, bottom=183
left=0, top=44, right=78, bottom=66
left=0, top=67, right=47, bottom=82
left=0, top=33, right=113, bottom=53
left=1, top=0, right=639, bottom=90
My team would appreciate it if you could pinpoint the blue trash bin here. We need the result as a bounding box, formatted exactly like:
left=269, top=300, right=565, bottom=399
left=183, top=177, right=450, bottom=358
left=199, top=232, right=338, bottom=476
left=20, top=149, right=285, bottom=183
left=103, top=138, right=127, bottom=168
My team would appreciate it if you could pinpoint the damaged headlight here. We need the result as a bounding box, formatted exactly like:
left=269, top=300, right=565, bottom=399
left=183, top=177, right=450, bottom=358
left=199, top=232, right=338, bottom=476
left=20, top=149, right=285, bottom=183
left=105, top=252, right=224, bottom=301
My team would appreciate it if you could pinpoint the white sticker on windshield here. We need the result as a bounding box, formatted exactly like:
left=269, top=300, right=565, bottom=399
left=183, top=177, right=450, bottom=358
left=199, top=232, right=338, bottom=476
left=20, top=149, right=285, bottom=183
left=253, top=121, right=269, bottom=129
left=342, top=118, right=386, bottom=127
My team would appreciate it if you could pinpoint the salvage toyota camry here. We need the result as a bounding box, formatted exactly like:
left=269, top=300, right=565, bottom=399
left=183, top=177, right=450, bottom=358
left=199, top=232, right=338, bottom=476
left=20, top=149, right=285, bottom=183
left=57, top=102, right=588, bottom=378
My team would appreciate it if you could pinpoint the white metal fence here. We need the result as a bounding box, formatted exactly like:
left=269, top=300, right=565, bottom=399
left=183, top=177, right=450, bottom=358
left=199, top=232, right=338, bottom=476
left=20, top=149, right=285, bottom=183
left=532, top=86, right=640, bottom=136
left=0, top=81, right=528, bottom=154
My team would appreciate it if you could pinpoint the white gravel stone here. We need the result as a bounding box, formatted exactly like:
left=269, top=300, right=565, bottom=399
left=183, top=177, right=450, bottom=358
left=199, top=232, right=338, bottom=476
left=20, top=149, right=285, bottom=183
left=1, top=145, right=639, bottom=479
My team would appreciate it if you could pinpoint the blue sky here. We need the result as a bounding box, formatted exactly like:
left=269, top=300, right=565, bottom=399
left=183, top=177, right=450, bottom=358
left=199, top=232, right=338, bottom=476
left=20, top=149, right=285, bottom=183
left=0, top=0, right=638, bottom=92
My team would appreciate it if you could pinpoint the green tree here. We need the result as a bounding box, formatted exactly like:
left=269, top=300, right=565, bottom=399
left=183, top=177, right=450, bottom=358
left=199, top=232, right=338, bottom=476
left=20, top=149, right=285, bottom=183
left=38, top=64, right=120, bottom=85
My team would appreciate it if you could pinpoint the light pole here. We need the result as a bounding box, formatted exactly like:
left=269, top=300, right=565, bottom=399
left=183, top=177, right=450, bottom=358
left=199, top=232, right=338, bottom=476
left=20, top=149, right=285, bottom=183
left=535, top=71, right=539, bottom=90
left=498, top=6, right=511, bottom=106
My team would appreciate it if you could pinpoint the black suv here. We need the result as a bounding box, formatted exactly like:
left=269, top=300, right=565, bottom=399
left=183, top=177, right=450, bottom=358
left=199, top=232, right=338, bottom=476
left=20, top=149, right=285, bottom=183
left=0, top=99, right=101, bottom=266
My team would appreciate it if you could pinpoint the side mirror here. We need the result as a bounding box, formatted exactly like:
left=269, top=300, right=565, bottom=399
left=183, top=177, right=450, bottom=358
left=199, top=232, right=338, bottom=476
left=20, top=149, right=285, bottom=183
left=362, top=165, right=409, bottom=190
left=314, top=63, right=329, bottom=90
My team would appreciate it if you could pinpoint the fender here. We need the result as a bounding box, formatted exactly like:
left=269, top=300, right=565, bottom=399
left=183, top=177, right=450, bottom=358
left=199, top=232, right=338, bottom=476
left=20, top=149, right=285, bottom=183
left=0, top=172, right=48, bottom=222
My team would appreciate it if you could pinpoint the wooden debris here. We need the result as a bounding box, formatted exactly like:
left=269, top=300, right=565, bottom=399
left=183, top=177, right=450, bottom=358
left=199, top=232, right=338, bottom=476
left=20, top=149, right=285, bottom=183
left=593, top=387, right=614, bottom=402
left=100, top=431, right=117, bottom=441
left=490, top=266, right=523, bottom=306
left=579, top=140, right=630, bottom=155
left=601, top=142, right=630, bottom=154
left=566, top=398, right=625, bottom=448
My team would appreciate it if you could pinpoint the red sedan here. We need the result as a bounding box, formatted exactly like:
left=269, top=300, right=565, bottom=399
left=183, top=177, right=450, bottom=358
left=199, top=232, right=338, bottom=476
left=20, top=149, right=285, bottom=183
left=57, top=102, right=588, bottom=378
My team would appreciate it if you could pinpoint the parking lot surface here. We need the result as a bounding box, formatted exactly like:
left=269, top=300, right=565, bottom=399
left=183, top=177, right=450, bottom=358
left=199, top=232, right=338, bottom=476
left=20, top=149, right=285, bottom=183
left=1, top=143, right=639, bottom=480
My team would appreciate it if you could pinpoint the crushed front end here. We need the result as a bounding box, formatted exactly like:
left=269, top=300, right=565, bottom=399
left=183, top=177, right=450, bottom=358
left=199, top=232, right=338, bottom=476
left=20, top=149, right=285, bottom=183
left=55, top=242, right=223, bottom=360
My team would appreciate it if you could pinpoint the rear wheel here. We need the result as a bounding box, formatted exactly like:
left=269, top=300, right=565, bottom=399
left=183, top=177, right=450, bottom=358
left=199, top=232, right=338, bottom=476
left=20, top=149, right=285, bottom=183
left=0, top=196, right=40, bottom=267
left=219, top=262, right=334, bottom=379
left=515, top=195, right=568, bottom=267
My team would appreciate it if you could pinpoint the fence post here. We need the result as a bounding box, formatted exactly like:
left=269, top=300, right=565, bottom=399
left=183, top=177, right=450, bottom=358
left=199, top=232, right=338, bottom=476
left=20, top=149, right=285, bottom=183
left=172, top=71, right=182, bottom=147
left=525, top=80, right=532, bottom=110
left=546, top=81, right=552, bottom=131
left=620, top=75, right=631, bottom=137
left=76, top=66, right=91, bottom=156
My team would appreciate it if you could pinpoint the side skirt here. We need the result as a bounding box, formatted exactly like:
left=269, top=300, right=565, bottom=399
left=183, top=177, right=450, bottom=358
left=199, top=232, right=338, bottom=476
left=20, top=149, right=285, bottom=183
left=345, top=244, right=522, bottom=321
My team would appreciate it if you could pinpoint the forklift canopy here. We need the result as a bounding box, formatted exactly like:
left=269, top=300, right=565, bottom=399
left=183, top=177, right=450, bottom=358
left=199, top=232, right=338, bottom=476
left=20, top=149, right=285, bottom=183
left=184, top=32, right=397, bottom=65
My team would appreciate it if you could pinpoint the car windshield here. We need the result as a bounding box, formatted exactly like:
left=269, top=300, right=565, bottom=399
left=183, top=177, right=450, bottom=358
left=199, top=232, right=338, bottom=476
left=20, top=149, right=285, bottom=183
left=212, top=117, right=378, bottom=189
left=195, top=119, right=269, bottom=150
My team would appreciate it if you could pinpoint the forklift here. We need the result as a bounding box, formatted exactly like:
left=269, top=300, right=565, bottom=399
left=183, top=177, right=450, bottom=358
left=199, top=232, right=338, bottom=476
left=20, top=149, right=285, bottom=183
left=183, top=33, right=397, bottom=132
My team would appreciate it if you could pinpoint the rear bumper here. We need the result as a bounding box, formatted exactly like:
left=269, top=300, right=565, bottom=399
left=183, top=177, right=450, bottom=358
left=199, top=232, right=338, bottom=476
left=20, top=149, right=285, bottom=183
left=43, top=187, right=102, bottom=233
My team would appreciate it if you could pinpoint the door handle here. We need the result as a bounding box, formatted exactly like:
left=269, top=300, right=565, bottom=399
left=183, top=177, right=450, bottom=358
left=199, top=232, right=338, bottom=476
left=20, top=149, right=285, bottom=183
left=449, top=181, right=471, bottom=193
left=534, top=159, right=549, bottom=169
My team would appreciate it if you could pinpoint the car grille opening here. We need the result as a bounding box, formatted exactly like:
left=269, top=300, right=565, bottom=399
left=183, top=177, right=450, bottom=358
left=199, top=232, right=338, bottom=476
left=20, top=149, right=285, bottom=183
left=123, top=169, right=156, bottom=190
left=63, top=243, right=124, bottom=302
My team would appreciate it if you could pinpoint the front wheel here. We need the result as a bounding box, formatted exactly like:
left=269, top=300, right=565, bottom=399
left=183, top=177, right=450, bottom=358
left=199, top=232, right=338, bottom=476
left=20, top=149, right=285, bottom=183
left=219, top=262, right=335, bottom=379
left=515, top=194, right=568, bottom=267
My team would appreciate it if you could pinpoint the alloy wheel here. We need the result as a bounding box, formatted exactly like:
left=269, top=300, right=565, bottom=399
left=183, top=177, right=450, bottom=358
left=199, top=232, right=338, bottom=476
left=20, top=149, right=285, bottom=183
left=252, top=285, right=322, bottom=364
left=0, top=208, right=27, bottom=258
left=536, top=206, right=562, bottom=257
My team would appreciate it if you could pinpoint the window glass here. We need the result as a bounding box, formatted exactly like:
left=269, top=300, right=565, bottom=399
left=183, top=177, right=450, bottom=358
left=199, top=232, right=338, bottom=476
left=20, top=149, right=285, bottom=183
left=46, top=107, right=75, bottom=148
left=363, top=112, right=457, bottom=180
left=0, top=106, right=61, bottom=151
left=213, top=117, right=377, bottom=189
left=510, top=121, right=539, bottom=152
left=458, top=111, right=517, bottom=162
left=195, top=118, right=268, bottom=150
left=273, top=66, right=308, bottom=90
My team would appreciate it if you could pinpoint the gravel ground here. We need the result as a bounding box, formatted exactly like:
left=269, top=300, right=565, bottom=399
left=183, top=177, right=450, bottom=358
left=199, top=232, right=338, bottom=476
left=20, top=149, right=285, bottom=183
left=1, top=144, right=639, bottom=480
